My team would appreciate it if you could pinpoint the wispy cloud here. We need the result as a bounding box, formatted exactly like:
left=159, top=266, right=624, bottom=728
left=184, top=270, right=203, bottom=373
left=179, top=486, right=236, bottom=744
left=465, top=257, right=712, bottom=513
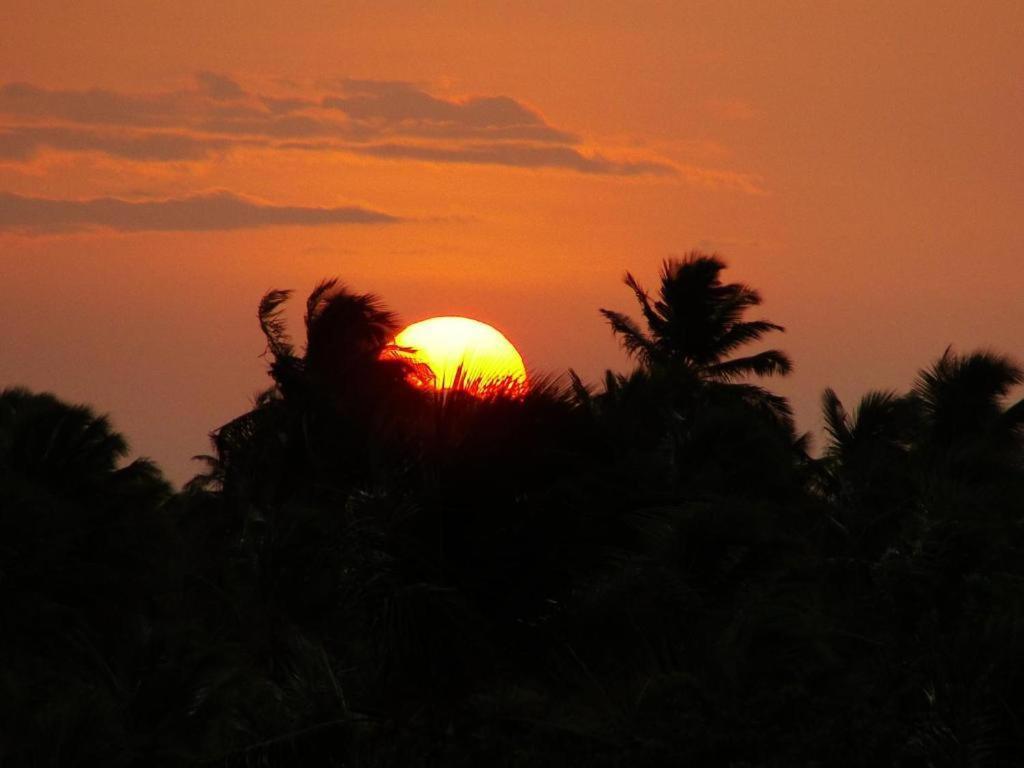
left=349, top=142, right=676, bottom=175
left=322, top=79, right=578, bottom=143
left=0, top=191, right=401, bottom=234
left=0, top=72, right=773, bottom=202
left=0, top=76, right=577, bottom=144
left=0, top=74, right=684, bottom=178
left=195, top=71, right=246, bottom=101
left=0, top=125, right=237, bottom=161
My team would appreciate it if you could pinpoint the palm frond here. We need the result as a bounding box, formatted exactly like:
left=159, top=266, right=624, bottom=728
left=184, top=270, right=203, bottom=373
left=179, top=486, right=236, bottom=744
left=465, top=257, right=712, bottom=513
left=567, top=369, right=593, bottom=409
left=258, top=289, right=294, bottom=361
left=850, top=390, right=919, bottom=444
left=914, top=347, right=1024, bottom=414
left=713, top=319, right=786, bottom=356
left=725, top=382, right=795, bottom=423
left=821, top=388, right=852, bottom=451
left=706, top=349, right=793, bottom=381
left=599, top=308, right=656, bottom=363
left=304, top=281, right=399, bottom=356
left=624, top=271, right=665, bottom=339
left=304, top=278, right=340, bottom=332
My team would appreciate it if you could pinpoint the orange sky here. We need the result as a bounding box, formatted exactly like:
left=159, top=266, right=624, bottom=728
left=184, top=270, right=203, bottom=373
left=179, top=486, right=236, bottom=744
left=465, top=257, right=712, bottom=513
left=2, top=1, right=1022, bottom=483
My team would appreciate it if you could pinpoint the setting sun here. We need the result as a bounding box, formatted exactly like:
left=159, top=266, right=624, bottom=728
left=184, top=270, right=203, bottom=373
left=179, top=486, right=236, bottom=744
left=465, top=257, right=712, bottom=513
left=387, top=316, right=528, bottom=398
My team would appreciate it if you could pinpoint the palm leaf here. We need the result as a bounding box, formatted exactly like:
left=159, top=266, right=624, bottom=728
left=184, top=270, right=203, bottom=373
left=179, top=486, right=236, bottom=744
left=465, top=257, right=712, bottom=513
left=821, top=388, right=852, bottom=452
left=713, top=319, right=786, bottom=356
left=706, top=349, right=793, bottom=381
left=258, top=289, right=294, bottom=361
left=599, top=308, right=656, bottom=363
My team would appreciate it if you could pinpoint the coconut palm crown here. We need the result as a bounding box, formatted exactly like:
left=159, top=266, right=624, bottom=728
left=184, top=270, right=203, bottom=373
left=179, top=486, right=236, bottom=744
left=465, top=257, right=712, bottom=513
left=600, top=252, right=793, bottom=382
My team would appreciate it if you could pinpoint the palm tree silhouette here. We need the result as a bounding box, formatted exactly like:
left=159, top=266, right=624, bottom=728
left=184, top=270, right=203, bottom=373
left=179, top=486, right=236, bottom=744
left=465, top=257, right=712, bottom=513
left=600, top=252, right=794, bottom=423
left=818, top=349, right=1024, bottom=516
left=820, top=389, right=920, bottom=492
left=193, top=279, right=421, bottom=496
left=257, top=278, right=412, bottom=404
left=906, top=348, right=1024, bottom=529
left=593, top=252, right=800, bottom=499
left=0, top=387, right=157, bottom=490
left=0, top=388, right=172, bottom=767
left=600, top=253, right=792, bottom=380
left=911, top=348, right=1024, bottom=464
left=817, top=388, right=921, bottom=555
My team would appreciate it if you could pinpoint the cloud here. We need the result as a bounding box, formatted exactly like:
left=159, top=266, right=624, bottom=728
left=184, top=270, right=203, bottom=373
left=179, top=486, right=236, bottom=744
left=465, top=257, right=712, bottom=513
left=0, top=76, right=575, bottom=144
left=322, top=79, right=578, bottom=143
left=195, top=71, right=246, bottom=101
left=196, top=113, right=340, bottom=139
left=0, top=74, right=772, bottom=188
left=0, top=82, right=187, bottom=127
left=675, top=165, right=766, bottom=195
left=0, top=126, right=236, bottom=161
left=0, top=191, right=401, bottom=234
left=348, top=142, right=676, bottom=175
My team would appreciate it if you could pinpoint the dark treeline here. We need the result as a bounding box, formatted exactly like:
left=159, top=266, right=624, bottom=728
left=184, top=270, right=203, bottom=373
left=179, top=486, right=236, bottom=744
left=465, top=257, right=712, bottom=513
left=4, top=253, right=1024, bottom=767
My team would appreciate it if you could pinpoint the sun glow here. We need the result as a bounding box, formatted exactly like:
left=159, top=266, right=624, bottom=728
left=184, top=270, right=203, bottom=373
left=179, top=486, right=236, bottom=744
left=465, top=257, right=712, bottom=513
left=387, top=316, right=528, bottom=398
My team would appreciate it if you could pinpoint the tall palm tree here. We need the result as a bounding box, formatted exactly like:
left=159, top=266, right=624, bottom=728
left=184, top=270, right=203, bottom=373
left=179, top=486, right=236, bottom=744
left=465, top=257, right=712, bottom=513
left=892, top=351, right=1024, bottom=765
left=588, top=253, right=804, bottom=505
left=600, top=252, right=794, bottom=424
left=600, top=253, right=792, bottom=381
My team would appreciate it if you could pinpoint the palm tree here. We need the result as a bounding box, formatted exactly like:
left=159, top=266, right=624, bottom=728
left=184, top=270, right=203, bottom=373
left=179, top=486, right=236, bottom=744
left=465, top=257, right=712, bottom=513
left=817, top=388, right=921, bottom=555
left=257, top=278, right=412, bottom=406
left=911, top=347, right=1024, bottom=468
left=600, top=253, right=792, bottom=381
left=887, top=351, right=1024, bottom=766
left=192, top=279, right=420, bottom=495
left=302, top=278, right=411, bottom=400
left=0, top=388, right=172, bottom=767
left=905, top=348, right=1024, bottom=560
left=0, top=387, right=157, bottom=491
left=594, top=252, right=801, bottom=498
left=820, top=389, right=921, bottom=493
left=600, top=252, right=793, bottom=423
left=818, top=349, right=1024, bottom=532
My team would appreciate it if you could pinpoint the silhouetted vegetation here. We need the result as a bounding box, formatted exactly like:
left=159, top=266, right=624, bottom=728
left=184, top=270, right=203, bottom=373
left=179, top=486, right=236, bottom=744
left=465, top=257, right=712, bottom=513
left=3, top=252, right=1023, bottom=767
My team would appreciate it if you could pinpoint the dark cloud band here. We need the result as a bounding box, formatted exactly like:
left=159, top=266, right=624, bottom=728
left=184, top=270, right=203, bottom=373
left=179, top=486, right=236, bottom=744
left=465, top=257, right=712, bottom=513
left=0, top=191, right=401, bottom=234
left=0, top=126, right=236, bottom=161
left=351, top=142, right=676, bottom=176
left=0, top=75, right=680, bottom=178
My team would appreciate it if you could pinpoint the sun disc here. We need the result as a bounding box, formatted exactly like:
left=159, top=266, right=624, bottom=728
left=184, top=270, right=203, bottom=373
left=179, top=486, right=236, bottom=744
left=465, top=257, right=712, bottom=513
left=386, top=316, right=527, bottom=398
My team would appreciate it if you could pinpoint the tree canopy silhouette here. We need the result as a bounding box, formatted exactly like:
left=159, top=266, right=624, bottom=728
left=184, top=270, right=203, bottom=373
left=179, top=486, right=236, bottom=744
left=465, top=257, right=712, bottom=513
left=3, top=257, right=1024, bottom=767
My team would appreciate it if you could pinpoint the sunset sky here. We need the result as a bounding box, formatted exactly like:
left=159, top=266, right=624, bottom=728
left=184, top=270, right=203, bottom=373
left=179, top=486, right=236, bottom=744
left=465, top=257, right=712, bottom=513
left=2, top=1, right=1021, bottom=483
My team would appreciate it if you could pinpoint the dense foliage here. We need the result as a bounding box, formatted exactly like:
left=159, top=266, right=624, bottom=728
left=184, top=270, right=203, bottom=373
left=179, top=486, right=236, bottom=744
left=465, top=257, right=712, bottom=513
left=3, top=253, right=1023, bottom=767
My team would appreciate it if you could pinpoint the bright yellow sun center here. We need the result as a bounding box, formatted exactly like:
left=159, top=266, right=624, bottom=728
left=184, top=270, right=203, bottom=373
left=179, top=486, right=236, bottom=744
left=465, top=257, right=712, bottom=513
left=387, top=316, right=528, bottom=398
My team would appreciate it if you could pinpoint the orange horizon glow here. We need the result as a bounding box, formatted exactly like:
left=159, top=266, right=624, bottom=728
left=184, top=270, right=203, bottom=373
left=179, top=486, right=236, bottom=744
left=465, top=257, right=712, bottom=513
left=387, top=316, right=528, bottom=398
